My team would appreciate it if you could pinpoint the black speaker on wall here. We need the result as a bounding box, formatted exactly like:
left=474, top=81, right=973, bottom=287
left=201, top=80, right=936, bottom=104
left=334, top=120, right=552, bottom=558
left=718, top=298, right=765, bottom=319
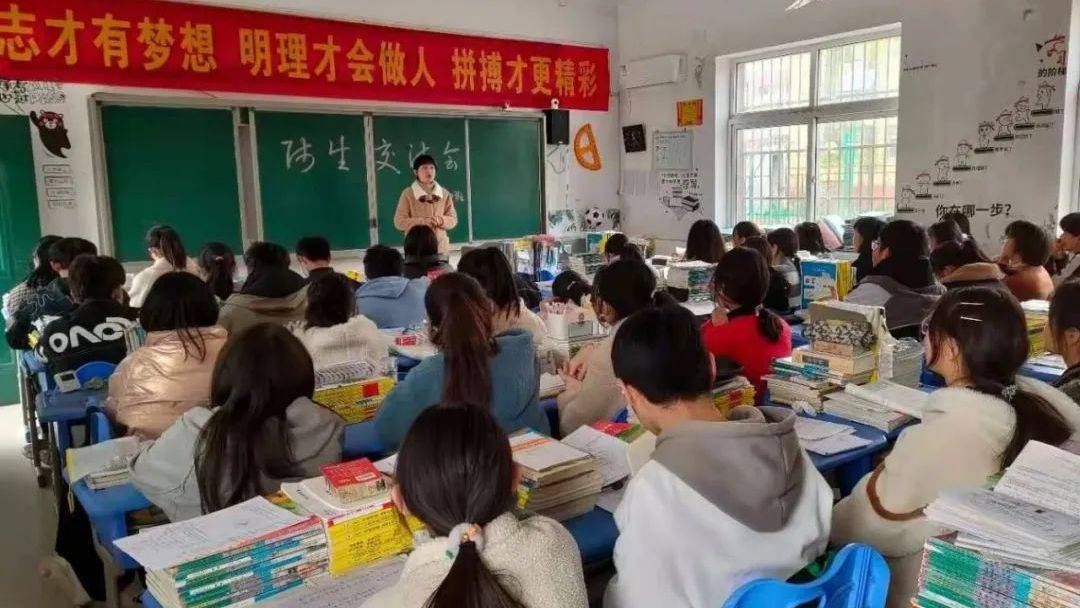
left=543, top=109, right=570, bottom=145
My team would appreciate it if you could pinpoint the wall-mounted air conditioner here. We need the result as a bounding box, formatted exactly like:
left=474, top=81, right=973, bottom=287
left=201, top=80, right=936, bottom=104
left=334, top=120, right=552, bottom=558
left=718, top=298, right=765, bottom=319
left=619, top=54, right=685, bottom=89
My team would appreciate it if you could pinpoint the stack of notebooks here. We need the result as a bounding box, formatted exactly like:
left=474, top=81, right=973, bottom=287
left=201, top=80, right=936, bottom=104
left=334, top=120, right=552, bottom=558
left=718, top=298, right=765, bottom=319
left=712, top=376, right=756, bottom=417
left=66, top=436, right=140, bottom=490
left=568, top=252, right=605, bottom=281
left=886, top=338, right=925, bottom=388
left=791, top=345, right=877, bottom=385
left=666, top=261, right=716, bottom=302
left=511, top=430, right=603, bottom=521
left=312, top=376, right=396, bottom=424
left=822, top=380, right=928, bottom=433
left=1022, top=300, right=1051, bottom=356
left=116, top=497, right=329, bottom=608
left=764, top=359, right=843, bottom=412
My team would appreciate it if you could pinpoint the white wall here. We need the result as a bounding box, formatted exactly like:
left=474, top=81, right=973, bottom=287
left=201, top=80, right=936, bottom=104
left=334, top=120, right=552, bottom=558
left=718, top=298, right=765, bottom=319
left=2, top=0, right=620, bottom=258
left=616, top=0, right=1077, bottom=253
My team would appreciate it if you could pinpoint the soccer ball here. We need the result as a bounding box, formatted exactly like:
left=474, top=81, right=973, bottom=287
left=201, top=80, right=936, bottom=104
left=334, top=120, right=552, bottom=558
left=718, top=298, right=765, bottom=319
left=583, top=207, right=605, bottom=229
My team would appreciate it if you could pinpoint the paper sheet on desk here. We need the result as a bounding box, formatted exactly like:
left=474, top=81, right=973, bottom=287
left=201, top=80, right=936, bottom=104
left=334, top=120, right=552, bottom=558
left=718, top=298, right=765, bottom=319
left=262, top=555, right=406, bottom=607
left=794, top=417, right=854, bottom=442
left=562, top=426, right=631, bottom=487
left=114, top=496, right=309, bottom=571
left=995, top=441, right=1080, bottom=519
left=801, top=432, right=872, bottom=456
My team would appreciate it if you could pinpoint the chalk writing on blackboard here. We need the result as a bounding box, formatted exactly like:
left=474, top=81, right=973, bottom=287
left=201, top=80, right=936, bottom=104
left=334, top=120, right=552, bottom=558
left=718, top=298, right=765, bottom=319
left=282, top=138, right=315, bottom=173
left=443, top=141, right=460, bottom=171
left=375, top=138, right=399, bottom=174
left=329, top=136, right=351, bottom=171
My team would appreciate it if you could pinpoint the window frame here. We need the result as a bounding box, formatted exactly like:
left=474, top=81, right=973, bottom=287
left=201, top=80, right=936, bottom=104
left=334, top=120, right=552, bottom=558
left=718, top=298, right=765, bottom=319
left=726, top=28, right=901, bottom=227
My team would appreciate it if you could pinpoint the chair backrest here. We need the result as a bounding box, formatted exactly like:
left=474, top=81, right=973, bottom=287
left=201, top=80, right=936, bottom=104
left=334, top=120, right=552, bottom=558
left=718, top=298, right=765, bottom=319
left=74, top=361, right=118, bottom=386
left=86, top=407, right=114, bottom=444
left=722, top=544, right=890, bottom=608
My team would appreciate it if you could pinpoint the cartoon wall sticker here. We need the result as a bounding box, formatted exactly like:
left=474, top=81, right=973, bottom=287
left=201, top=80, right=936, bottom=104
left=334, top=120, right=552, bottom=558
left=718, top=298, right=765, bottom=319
left=1033, top=81, right=1059, bottom=116
left=915, top=172, right=933, bottom=199
left=953, top=140, right=973, bottom=170
left=993, top=109, right=1015, bottom=141
left=896, top=185, right=918, bottom=213
left=1013, top=96, right=1034, bottom=130
left=29, top=111, right=70, bottom=158
left=975, top=121, right=996, bottom=152
left=933, top=156, right=953, bottom=185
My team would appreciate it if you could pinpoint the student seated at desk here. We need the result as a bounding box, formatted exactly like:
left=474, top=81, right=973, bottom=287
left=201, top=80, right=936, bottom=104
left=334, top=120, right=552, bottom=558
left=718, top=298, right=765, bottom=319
left=930, top=238, right=1002, bottom=290
left=364, top=405, right=587, bottom=608
left=128, top=225, right=200, bottom=308
left=3, top=234, right=61, bottom=326
left=403, top=225, right=453, bottom=280
left=730, top=220, right=761, bottom=248
left=5, top=236, right=96, bottom=350
left=1050, top=212, right=1080, bottom=286
left=219, top=242, right=308, bottom=335
left=684, top=219, right=726, bottom=263
left=998, top=219, right=1055, bottom=301
left=458, top=246, right=548, bottom=347
left=558, top=259, right=673, bottom=436
left=851, top=217, right=885, bottom=283
left=39, top=254, right=137, bottom=376
left=1049, top=280, right=1080, bottom=404
left=374, top=273, right=546, bottom=450
left=700, top=248, right=792, bottom=399
left=131, top=324, right=344, bottom=521
left=290, top=272, right=389, bottom=378
left=743, top=236, right=793, bottom=313
left=355, top=244, right=429, bottom=329
left=295, top=235, right=354, bottom=287
left=108, top=272, right=227, bottom=440
left=845, top=219, right=944, bottom=338
left=604, top=306, right=831, bottom=608
left=795, top=221, right=829, bottom=257
left=197, top=242, right=237, bottom=302
left=550, top=270, right=591, bottom=307
left=766, top=227, right=802, bottom=309
left=832, top=287, right=1080, bottom=607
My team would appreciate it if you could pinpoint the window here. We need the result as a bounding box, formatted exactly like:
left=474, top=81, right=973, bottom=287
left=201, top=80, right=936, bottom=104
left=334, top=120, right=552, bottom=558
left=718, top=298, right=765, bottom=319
left=728, top=32, right=900, bottom=226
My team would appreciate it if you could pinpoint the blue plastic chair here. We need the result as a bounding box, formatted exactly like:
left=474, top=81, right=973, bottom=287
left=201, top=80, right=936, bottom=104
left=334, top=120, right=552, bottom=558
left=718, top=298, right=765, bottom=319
left=74, top=360, right=118, bottom=387
left=722, top=544, right=890, bottom=608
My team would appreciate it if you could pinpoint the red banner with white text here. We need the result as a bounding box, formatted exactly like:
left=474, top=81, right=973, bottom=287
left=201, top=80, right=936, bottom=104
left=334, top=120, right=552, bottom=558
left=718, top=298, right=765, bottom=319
left=0, top=0, right=609, bottom=110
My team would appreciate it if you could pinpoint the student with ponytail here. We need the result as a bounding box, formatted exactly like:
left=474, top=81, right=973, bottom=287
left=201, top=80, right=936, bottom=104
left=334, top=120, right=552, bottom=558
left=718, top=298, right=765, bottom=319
left=363, top=405, right=587, bottom=608
left=129, top=225, right=200, bottom=307
left=557, top=259, right=674, bottom=436
left=833, top=286, right=1080, bottom=607
left=374, top=273, right=547, bottom=450
left=197, top=242, right=237, bottom=301
left=701, top=247, right=792, bottom=400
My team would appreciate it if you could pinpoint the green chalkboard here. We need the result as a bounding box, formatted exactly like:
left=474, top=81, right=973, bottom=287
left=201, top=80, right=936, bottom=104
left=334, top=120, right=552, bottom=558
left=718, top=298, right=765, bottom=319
left=371, top=116, right=469, bottom=246
left=101, top=106, right=242, bottom=262
left=468, top=118, right=543, bottom=241
left=254, top=111, right=369, bottom=250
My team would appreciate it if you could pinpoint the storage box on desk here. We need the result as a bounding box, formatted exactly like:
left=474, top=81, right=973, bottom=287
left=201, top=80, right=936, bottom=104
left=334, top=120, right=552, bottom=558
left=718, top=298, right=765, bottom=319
left=544, top=306, right=598, bottom=341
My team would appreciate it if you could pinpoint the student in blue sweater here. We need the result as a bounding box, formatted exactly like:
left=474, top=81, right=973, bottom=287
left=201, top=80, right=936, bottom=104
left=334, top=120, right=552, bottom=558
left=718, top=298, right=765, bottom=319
left=355, top=245, right=429, bottom=329
left=374, top=272, right=547, bottom=450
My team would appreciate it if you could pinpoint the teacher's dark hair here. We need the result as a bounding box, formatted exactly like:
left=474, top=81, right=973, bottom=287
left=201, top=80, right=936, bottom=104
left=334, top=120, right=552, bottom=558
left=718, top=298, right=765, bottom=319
left=457, top=247, right=522, bottom=318
left=396, top=405, right=524, bottom=608
left=195, top=324, right=314, bottom=514
left=404, top=225, right=440, bottom=259
left=413, top=154, right=437, bottom=171
left=425, top=273, right=499, bottom=408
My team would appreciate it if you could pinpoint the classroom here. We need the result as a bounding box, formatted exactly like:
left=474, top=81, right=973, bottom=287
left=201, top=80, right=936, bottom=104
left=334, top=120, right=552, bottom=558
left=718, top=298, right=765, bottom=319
left=2, top=0, right=1080, bottom=606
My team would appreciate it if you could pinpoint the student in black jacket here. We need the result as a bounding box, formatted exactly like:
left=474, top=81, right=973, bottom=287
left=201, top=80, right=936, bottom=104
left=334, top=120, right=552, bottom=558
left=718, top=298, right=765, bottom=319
left=38, top=255, right=137, bottom=376
left=5, top=237, right=97, bottom=350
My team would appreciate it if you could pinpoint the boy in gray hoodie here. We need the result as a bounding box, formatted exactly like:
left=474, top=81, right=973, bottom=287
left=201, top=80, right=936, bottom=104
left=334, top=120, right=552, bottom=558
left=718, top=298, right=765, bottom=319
left=605, top=306, right=831, bottom=608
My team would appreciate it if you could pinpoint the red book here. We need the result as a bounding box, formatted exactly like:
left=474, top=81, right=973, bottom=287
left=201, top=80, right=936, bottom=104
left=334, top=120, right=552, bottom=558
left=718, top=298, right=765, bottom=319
left=321, top=459, right=388, bottom=504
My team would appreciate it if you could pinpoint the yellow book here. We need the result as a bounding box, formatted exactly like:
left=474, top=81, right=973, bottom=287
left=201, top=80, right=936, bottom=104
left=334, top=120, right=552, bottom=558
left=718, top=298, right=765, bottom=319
left=314, top=377, right=396, bottom=423
left=324, top=499, right=413, bottom=577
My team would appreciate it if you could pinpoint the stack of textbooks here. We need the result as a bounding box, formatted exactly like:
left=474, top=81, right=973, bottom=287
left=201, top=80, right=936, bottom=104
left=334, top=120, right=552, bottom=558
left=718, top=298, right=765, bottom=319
left=885, top=338, right=925, bottom=388
left=799, top=258, right=855, bottom=309
left=764, top=358, right=843, bottom=412
left=116, top=497, right=329, bottom=608
left=1022, top=300, right=1051, bottom=356
left=66, top=436, right=140, bottom=490
left=511, top=430, right=603, bottom=521
left=568, top=252, right=605, bottom=281
left=712, top=376, right=756, bottom=416
left=791, top=345, right=877, bottom=385
left=312, top=376, right=396, bottom=424
left=822, top=380, right=928, bottom=433
left=667, top=261, right=716, bottom=302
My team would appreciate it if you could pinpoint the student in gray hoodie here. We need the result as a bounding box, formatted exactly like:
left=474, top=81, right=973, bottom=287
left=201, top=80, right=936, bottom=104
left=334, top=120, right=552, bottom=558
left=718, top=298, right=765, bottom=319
left=130, top=323, right=343, bottom=521
left=355, top=245, right=429, bottom=329
left=218, top=242, right=309, bottom=335
left=604, top=306, right=831, bottom=608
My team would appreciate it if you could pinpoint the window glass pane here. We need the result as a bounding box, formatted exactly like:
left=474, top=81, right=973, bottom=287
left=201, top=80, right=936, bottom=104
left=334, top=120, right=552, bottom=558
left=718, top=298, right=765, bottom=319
left=736, top=124, right=809, bottom=226
left=817, top=36, right=900, bottom=105
left=814, top=116, right=897, bottom=219
left=737, top=52, right=811, bottom=113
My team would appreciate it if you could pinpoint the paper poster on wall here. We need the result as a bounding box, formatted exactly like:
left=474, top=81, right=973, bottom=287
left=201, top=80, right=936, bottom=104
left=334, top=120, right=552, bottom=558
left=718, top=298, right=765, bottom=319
left=657, top=169, right=702, bottom=220
left=653, top=131, right=693, bottom=170
left=1, top=79, right=76, bottom=210
left=676, top=99, right=703, bottom=127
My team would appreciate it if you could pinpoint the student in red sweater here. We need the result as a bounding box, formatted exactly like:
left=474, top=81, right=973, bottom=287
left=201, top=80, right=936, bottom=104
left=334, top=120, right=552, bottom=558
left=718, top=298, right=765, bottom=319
left=701, top=247, right=792, bottom=400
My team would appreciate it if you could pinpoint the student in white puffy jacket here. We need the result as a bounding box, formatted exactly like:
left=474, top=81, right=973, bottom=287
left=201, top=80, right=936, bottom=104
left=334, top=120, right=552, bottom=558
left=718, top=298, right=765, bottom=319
left=604, top=305, right=832, bottom=608
left=289, top=271, right=390, bottom=381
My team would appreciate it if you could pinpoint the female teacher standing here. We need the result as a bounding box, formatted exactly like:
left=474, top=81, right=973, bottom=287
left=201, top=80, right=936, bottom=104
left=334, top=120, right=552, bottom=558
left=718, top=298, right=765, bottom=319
left=393, top=154, right=458, bottom=254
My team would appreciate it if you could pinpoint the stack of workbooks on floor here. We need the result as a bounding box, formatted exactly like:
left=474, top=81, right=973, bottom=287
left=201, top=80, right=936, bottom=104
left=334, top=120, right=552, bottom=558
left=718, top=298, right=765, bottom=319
left=822, top=380, right=928, bottom=433
left=116, top=497, right=329, bottom=608
left=66, top=436, right=141, bottom=490
left=712, top=376, right=756, bottom=416
left=667, top=261, right=716, bottom=302
left=280, top=460, right=415, bottom=577
left=511, top=430, right=602, bottom=521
